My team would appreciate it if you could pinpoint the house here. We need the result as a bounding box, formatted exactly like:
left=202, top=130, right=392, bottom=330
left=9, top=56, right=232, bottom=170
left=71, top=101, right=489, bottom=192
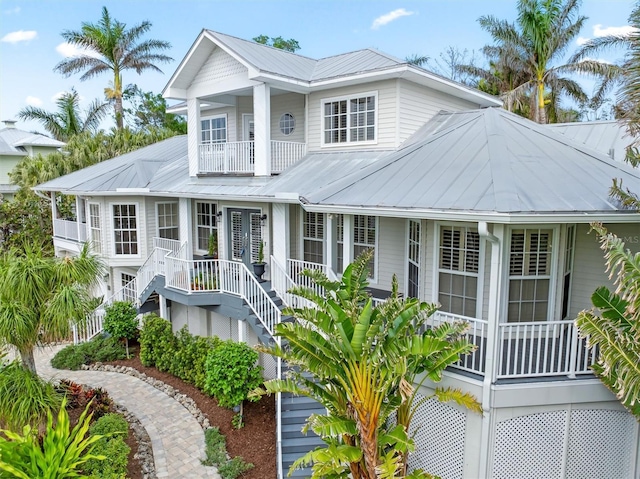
left=35, top=30, right=640, bottom=479
left=0, top=120, right=64, bottom=199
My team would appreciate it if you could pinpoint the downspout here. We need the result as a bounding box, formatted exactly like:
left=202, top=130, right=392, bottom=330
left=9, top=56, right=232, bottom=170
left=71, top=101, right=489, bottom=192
left=477, top=221, right=502, bottom=478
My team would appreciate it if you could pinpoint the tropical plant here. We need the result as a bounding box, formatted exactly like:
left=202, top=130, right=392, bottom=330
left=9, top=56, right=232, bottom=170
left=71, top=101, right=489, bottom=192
left=576, top=223, right=640, bottom=419
left=123, top=85, right=187, bottom=134
left=202, top=427, right=254, bottom=479
left=169, top=327, right=220, bottom=389
left=207, top=232, right=218, bottom=257
left=254, top=251, right=478, bottom=478
left=17, top=88, right=108, bottom=142
left=103, top=301, right=139, bottom=358
left=54, top=6, right=173, bottom=129
left=0, top=242, right=104, bottom=373
left=0, top=398, right=105, bottom=478
left=0, top=189, right=53, bottom=255
left=51, top=335, right=127, bottom=370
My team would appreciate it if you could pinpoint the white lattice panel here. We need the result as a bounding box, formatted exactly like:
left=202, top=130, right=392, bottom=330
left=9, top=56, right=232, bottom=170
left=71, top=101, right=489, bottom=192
left=260, top=353, right=277, bottom=380
left=566, top=409, right=636, bottom=479
left=408, top=395, right=466, bottom=479
left=209, top=315, right=235, bottom=340
left=493, top=411, right=567, bottom=479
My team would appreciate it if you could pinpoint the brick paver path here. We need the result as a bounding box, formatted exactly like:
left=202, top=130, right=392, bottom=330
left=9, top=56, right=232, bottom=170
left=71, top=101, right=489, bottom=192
left=35, top=346, right=220, bottom=479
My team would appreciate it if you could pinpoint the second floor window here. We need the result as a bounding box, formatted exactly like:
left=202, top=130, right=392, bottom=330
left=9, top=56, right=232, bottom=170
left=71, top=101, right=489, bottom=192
left=157, top=202, right=179, bottom=240
left=113, top=204, right=138, bottom=255
left=89, top=203, right=101, bottom=254
left=201, top=116, right=227, bottom=144
left=323, top=94, right=376, bottom=145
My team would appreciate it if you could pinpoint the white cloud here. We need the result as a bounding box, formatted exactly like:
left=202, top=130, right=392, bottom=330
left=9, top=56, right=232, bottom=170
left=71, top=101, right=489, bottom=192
left=576, top=36, right=590, bottom=46
left=25, top=96, right=43, bottom=107
left=1, top=30, right=37, bottom=44
left=56, top=42, right=101, bottom=58
left=3, top=6, right=20, bottom=15
left=593, top=24, right=638, bottom=37
left=371, top=8, right=414, bottom=30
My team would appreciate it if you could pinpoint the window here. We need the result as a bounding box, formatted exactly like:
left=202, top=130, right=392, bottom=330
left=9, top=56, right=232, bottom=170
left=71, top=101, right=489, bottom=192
left=195, top=202, right=218, bottom=251
left=336, top=214, right=344, bottom=272
left=438, top=225, right=480, bottom=317
left=279, top=113, right=295, bottom=135
left=156, top=202, right=179, bottom=240
left=508, top=228, right=553, bottom=322
left=303, top=212, right=324, bottom=264
left=407, top=220, right=421, bottom=299
left=113, top=204, right=138, bottom=255
left=353, top=215, right=376, bottom=278
left=88, top=203, right=101, bottom=254
left=201, top=115, right=227, bottom=144
left=561, top=225, right=575, bottom=319
left=121, top=273, right=136, bottom=303
left=323, top=93, right=376, bottom=145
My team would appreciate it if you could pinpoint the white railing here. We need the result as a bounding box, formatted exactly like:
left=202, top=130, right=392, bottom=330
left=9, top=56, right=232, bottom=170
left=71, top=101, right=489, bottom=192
left=136, top=247, right=170, bottom=300
left=270, top=256, right=314, bottom=309
left=271, top=141, right=307, bottom=173
left=199, top=141, right=253, bottom=174
left=497, top=320, right=597, bottom=379
left=53, top=218, right=87, bottom=242
left=153, top=237, right=181, bottom=253
left=286, top=259, right=338, bottom=298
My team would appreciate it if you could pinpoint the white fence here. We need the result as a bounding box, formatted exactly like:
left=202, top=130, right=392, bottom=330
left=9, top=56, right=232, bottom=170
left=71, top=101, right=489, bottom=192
left=53, top=218, right=87, bottom=242
left=271, top=141, right=307, bottom=173
left=198, top=140, right=306, bottom=174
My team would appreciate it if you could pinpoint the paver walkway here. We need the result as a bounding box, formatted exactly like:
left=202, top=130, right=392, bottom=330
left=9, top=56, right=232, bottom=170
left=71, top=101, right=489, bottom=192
left=34, top=346, right=220, bottom=479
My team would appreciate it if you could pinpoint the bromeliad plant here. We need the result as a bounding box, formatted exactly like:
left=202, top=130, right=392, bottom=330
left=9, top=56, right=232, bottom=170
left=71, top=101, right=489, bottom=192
left=254, top=251, right=479, bottom=478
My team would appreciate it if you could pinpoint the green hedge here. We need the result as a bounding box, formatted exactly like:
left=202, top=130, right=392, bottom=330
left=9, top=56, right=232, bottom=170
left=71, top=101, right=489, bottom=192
left=51, top=336, right=126, bottom=370
left=84, top=413, right=130, bottom=479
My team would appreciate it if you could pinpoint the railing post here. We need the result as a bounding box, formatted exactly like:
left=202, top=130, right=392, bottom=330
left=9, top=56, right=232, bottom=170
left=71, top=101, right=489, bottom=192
left=224, top=144, right=229, bottom=174
left=568, top=324, right=578, bottom=379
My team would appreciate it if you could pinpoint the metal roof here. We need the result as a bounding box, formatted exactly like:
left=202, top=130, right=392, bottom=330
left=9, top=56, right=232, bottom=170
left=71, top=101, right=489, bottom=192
left=547, top=121, right=634, bottom=163
left=304, top=108, right=640, bottom=215
left=0, top=127, right=64, bottom=155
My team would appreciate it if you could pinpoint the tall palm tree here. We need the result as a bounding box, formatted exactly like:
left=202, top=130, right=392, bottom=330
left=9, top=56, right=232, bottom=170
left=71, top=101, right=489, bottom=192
left=475, top=0, right=617, bottom=123
left=54, top=6, right=173, bottom=130
left=17, top=89, right=108, bottom=141
left=0, top=243, right=104, bottom=374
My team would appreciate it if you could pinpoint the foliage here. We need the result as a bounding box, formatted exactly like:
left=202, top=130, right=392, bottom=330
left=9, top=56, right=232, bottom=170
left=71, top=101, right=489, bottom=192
left=57, top=380, right=113, bottom=420
left=191, top=271, right=217, bottom=291
left=138, top=313, right=176, bottom=370
left=253, top=34, right=300, bottom=52
left=103, top=301, right=138, bottom=357
left=0, top=189, right=53, bottom=256
left=169, top=327, right=221, bottom=390
left=207, top=232, right=218, bottom=257
left=0, top=243, right=104, bottom=374
left=0, top=361, right=62, bottom=430
left=254, top=251, right=478, bottom=478
left=204, top=340, right=263, bottom=409
left=576, top=223, right=640, bottom=418
left=17, top=88, right=108, bottom=141
left=0, top=398, right=105, bottom=478
left=421, top=46, right=479, bottom=85
left=52, top=336, right=127, bottom=370
left=202, top=427, right=254, bottom=479
left=123, top=85, right=187, bottom=134
left=84, top=413, right=130, bottom=479
left=54, top=6, right=173, bottom=129
left=257, top=240, right=265, bottom=264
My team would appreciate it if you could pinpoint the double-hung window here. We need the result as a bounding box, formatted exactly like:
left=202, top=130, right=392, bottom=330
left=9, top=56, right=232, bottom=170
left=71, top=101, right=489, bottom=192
left=113, top=204, right=138, bottom=255
left=88, top=203, right=102, bottom=254
left=201, top=115, right=227, bottom=144
left=508, top=228, right=553, bottom=322
left=156, top=202, right=179, bottom=240
left=195, top=202, right=218, bottom=251
left=353, top=215, right=377, bottom=278
left=407, top=220, right=421, bottom=299
left=323, top=93, right=376, bottom=145
left=438, top=225, right=480, bottom=317
left=303, top=212, right=324, bottom=264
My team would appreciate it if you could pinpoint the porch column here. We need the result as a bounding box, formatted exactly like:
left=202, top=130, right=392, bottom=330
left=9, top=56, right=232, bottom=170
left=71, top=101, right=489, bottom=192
left=342, top=214, right=354, bottom=272
left=51, top=192, right=58, bottom=229
left=178, top=198, right=193, bottom=253
left=271, top=203, right=290, bottom=267
left=238, top=319, right=247, bottom=344
left=326, top=214, right=336, bottom=272
left=158, top=294, right=168, bottom=320
left=187, top=97, right=201, bottom=177
left=75, top=196, right=84, bottom=241
left=253, top=83, right=271, bottom=176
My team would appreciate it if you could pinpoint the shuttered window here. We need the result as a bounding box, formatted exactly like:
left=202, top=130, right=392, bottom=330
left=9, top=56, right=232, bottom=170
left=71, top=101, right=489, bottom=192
left=303, top=212, right=324, bottom=264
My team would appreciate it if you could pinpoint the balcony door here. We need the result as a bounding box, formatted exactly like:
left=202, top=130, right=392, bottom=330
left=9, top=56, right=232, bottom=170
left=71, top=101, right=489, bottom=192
left=243, top=114, right=255, bottom=165
left=228, top=208, right=262, bottom=270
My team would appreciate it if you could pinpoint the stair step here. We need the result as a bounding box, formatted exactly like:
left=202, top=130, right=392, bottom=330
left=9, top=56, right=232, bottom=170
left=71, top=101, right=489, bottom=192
left=285, top=467, right=312, bottom=478
left=282, top=437, right=325, bottom=453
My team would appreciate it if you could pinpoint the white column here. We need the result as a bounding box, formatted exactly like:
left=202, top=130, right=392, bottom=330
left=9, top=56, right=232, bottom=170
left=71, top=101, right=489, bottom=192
left=238, top=319, right=247, bottom=344
left=342, top=214, right=354, bottom=272
left=253, top=83, right=271, bottom=176
left=271, top=203, right=290, bottom=267
left=158, top=294, right=168, bottom=320
left=326, top=214, right=336, bottom=272
left=178, top=198, right=193, bottom=253
left=75, top=196, right=83, bottom=241
left=187, top=97, right=201, bottom=177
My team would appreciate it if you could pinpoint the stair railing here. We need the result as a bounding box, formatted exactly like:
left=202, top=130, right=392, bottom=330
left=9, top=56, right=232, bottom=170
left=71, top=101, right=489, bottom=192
left=271, top=256, right=315, bottom=309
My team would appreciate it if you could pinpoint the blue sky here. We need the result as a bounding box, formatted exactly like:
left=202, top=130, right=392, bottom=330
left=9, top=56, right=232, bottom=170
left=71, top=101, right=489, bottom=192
left=1, top=0, right=636, bottom=133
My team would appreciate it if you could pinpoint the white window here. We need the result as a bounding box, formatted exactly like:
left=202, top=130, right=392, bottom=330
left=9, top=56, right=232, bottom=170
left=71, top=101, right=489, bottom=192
left=322, top=93, right=376, bottom=145
left=195, top=202, right=218, bottom=251
left=508, top=228, right=553, bottom=322
left=438, top=225, right=480, bottom=317
left=279, top=113, right=295, bottom=135
left=353, top=215, right=376, bottom=278
left=303, top=212, right=324, bottom=264
left=156, top=202, right=179, bottom=240
left=88, top=203, right=101, bottom=254
left=113, top=204, right=138, bottom=255
left=121, top=273, right=136, bottom=302
left=561, top=225, right=576, bottom=319
left=407, top=220, right=421, bottom=299
left=201, top=115, right=227, bottom=144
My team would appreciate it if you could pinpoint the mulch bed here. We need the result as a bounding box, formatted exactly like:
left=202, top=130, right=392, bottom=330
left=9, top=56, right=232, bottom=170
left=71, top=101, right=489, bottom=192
left=105, top=354, right=277, bottom=479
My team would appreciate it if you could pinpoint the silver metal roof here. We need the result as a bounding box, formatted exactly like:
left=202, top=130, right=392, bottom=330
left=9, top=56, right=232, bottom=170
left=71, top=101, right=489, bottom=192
left=0, top=127, right=64, bottom=155
left=305, top=108, right=640, bottom=214
left=547, top=121, right=634, bottom=163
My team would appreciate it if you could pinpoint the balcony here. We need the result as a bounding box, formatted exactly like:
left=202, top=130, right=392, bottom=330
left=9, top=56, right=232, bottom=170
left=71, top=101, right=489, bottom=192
left=198, top=140, right=306, bottom=174
left=53, top=218, right=87, bottom=242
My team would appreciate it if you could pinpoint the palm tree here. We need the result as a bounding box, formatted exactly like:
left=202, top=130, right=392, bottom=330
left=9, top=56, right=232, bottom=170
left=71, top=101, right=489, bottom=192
left=54, top=6, right=173, bottom=129
left=255, top=252, right=478, bottom=478
left=17, top=89, right=108, bottom=141
left=475, top=0, right=617, bottom=123
left=0, top=243, right=104, bottom=374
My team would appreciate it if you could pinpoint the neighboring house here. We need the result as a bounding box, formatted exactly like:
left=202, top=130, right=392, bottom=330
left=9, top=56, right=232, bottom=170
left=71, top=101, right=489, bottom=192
left=0, top=120, right=65, bottom=199
left=35, top=30, right=640, bottom=479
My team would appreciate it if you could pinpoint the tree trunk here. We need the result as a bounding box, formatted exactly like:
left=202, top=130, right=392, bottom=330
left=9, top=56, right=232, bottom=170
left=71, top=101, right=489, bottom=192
left=19, top=348, right=37, bottom=374
left=115, top=95, right=124, bottom=130
left=537, top=80, right=546, bottom=124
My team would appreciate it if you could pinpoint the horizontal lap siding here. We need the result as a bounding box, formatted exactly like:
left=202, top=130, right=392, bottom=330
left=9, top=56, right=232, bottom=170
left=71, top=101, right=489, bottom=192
left=376, top=217, right=406, bottom=292
left=270, top=93, right=305, bottom=143
left=307, top=80, right=398, bottom=151
left=398, top=81, right=479, bottom=144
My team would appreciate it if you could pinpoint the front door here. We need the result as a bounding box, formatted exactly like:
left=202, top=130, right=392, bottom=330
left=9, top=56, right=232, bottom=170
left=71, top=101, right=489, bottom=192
left=242, top=114, right=254, bottom=141
left=228, top=208, right=262, bottom=269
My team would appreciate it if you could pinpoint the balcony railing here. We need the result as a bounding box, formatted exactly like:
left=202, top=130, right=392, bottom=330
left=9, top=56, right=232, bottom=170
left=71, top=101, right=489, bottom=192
left=53, top=218, right=87, bottom=242
left=198, top=140, right=306, bottom=174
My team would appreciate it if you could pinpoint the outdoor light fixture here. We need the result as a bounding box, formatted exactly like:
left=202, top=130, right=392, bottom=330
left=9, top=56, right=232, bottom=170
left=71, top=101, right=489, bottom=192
left=216, top=211, right=223, bottom=218
left=260, top=214, right=268, bottom=225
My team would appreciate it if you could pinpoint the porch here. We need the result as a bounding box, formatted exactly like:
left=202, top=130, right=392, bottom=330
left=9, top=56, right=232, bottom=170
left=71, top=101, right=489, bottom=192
left=198, top=140, right=306, bottom=174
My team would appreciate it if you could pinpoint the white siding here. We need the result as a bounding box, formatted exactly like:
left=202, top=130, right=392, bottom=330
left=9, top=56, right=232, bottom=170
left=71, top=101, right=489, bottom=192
left=398, top=80, right=479, bottom=144
left=307, top=80, right=398, bottom=151
left=190, top=47, right=248, bottom=87
left=290, top=205, right=300, bottom=260
left=236, top=96, right=253, bottom=139
left=376, top=216, right=406, bottom=291
left=270, top=93, right=305, bottom=143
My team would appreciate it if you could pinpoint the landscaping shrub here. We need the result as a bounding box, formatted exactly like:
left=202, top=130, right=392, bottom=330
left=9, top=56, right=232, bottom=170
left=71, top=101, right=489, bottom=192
left=0, top=361, right=62, bottom=430
left=204, top=340, right=263, bottom=409
left=170, top=327, right=221, bottom=389
left=202, top=427, right=254, bottom=479
left=84, top=413, right=130, bottom=479
left=139, top=313, right=176, bottom=370
left=57, top=380, right=113, bottom=420
left=103, top=301, right=139, bottom=357
left=51, top=343, right=87, bottom=370
left=51, top=336, right=126, bottom=370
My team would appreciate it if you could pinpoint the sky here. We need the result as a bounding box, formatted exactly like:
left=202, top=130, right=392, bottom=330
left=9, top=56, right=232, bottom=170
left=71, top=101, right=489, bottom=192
left=1, top=0, right=637, bottom=134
